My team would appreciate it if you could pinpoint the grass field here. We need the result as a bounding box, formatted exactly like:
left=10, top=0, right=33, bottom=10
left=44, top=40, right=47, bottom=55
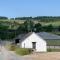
left=46, top=40, right=60, bottom=46
left=41, top=21, right=60, bottom=26
left=0, top=19, right=60, bottom=26
left=0, top=19, right=60, bottom=30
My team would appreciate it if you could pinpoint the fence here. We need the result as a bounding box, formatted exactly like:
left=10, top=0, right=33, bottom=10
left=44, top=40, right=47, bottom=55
left=47, top=46, right=60, bottom=49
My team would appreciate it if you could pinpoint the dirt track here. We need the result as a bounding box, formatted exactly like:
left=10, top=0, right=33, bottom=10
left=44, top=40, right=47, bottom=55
left=24, top=52, right=60, bottom=60
left=1, top=46, right=60, bottom=60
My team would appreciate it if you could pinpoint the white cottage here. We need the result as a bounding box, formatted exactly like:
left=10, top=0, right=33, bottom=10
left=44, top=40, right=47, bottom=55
left=19, top=32, right=47, bottom=52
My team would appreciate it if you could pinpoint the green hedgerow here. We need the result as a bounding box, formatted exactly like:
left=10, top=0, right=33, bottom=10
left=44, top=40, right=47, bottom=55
left=15, top=48, right=32, bottom=55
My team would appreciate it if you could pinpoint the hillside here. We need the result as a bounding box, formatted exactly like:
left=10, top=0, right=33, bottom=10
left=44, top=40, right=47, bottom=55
left=0, top=19, right=60, bottom=39
left=0, top=19, right=60, bottom=30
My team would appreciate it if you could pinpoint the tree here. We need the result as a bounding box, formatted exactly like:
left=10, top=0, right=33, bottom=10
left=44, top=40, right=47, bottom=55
left=58, top=26, right=60, bottom=31
left=17, top=20, right=34, bottom=33
left=0, top=16, right=8, bottom=20
left=43, top=24, right=53, bottom=32
left=34, top=23, right=42, bottom=32
left=23, top=20, right=34, bottom=32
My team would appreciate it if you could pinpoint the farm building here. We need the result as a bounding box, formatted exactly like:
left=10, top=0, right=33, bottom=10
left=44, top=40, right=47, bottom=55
left=37, top=32, right=60, bottom=49
left=14, top=32, right=60, bottom=52
left=15, top=32, right=47, bottom=52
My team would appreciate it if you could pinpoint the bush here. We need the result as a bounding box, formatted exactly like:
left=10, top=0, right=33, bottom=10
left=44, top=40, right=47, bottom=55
left=15, top=48, right=32, bottom=55
left=8, top=43, right=16, bottom=51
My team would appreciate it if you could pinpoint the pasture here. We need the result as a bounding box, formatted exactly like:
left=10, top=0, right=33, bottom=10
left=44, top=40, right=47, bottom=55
left=0, top=19, right=60, bottom=26
left=0, top=19, right=60, bottom=30
left=41, top=21, right=60, bottom=26
left=46, top=40, right=60, bottom=46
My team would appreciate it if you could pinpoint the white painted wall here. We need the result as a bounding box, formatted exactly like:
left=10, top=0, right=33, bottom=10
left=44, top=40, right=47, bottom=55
left=21, top=32, right=47, bottom=52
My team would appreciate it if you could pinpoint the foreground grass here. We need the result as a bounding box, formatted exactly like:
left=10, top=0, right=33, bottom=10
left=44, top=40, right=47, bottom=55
left=5, top=44, right=32, bottom=55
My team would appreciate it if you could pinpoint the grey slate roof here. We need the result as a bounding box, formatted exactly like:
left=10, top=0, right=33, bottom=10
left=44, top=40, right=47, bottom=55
left=37, top=32, right=60, bottom=40
left=19, top=32, right=33, bottom=41
left=14, top=32, right=33, bottom=42
left=15, top=32, right=60, bottom=41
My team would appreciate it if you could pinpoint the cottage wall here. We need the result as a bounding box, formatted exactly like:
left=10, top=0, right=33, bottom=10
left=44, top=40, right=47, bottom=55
left=21, top=33, right=47, bottom=52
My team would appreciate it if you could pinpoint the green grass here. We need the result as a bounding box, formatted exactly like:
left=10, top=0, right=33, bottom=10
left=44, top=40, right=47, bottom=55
left=5, top=43, right=32, bottom=55
left=0, top=19, right=60, bottom=30
left=1, top=19, right=60, bottom=26
left=5, top=44, right=16, bottom=51
left=39, top=21, right=60, bottom=26
left=46, top=40, right=60, bottom=46
left=0, top=19, right=21, bottom=29
left=15, top=48, right=32, bottom=55
left=50, top=32, right=60, bottom=35
left=47, top=48, right=60, bottom=52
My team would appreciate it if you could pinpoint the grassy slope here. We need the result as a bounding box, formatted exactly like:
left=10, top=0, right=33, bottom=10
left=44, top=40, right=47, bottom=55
left=0, top=19, right=22, bottom=29
left=1, top=19, right=60, bottom=45
left=41, top=21, right=60, bottom=26
left=0, top=19, right=60, bottom=25
left=0, top=19, right=60, bottom=30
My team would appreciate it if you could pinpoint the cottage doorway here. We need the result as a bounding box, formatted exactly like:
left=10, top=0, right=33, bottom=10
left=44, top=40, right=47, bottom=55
left=32, top=42, right=36, bottom=49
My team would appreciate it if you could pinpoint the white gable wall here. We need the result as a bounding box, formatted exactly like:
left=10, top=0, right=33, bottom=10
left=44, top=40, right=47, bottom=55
left=21, top=32, right=47, bottom=52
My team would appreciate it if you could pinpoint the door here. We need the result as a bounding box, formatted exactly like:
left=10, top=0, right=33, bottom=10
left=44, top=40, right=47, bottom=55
left=32, top=42, right=36, bottom=49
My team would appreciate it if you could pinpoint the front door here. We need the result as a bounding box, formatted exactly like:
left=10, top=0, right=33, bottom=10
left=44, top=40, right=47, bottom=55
left=32, top=42, right=36, bottom=49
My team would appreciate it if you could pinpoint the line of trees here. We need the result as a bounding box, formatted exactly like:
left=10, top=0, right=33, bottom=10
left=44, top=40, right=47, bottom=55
left=0, top=20, right=60, bottom=40
left=0, top=16, right=8, bottom=20
left=0, top=16, right=60, bottom=22
left=17, top=20, right=60, bottom=33
left=15, top=16, right=60, bottom=22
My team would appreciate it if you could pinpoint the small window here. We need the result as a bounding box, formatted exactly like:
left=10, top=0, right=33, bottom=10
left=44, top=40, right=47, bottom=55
left=15, top=39, right=20, bottom=44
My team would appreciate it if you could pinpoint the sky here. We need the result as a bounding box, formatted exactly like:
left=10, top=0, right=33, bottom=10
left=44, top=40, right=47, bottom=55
left=0, top=0, right=60, bottom=18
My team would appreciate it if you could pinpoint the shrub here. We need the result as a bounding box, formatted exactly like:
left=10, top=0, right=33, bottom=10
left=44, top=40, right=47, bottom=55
left=9, top=43, right=16, bottom=51
left=15, top=48, right=32, bottom=55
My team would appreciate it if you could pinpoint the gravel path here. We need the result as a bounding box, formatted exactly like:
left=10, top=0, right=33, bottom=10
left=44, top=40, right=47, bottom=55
left=1, top=46, right=60, bottom=60
left=0, top=46, right=33, bottom=60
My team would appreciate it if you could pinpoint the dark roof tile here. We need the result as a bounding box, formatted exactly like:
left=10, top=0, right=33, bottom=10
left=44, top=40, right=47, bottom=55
left=37, top=32, right=60, bottom=40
